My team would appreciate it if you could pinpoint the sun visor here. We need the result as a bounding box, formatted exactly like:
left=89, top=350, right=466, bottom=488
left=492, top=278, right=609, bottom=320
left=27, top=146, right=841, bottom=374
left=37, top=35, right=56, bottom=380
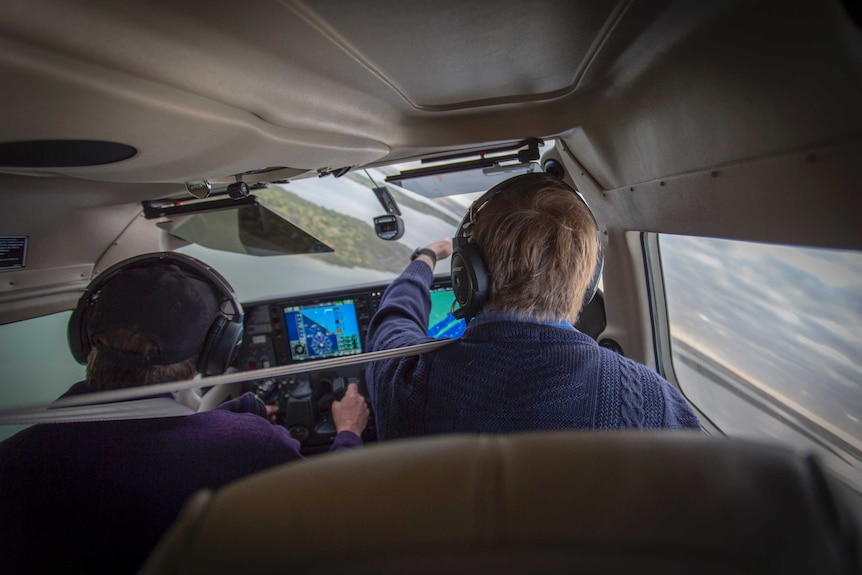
left=154, top=198, right=333, bottom=257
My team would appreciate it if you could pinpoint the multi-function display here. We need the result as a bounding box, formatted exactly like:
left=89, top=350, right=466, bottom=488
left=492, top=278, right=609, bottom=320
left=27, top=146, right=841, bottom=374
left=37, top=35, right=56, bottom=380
left=284, top=299, right=362, bottom=361
left=428, top=286, right=466, bottom=339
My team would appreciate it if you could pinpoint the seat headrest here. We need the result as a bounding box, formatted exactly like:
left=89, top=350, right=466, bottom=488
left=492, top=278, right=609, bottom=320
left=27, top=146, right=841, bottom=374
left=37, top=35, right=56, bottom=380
left=142, top=432, right=859, bottom=574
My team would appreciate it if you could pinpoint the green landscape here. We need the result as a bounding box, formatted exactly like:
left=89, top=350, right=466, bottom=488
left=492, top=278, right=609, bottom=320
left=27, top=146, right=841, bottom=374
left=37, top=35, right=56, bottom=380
left=343, top=172, right=461, bottom=227
left=256, top=186, right=414, bottom=274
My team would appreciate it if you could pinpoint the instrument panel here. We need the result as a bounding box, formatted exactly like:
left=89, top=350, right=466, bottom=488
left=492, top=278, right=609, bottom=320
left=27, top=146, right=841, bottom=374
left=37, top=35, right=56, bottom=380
left=236, top=277, right=463, bottom=372
left=234, top=275, right=606, bottom=454
left=235, top=277, right=463, bottom=453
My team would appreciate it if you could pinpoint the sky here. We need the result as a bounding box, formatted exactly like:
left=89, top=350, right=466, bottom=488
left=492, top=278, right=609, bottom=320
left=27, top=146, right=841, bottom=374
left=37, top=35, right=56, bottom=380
left=660, top=234, right=862, bottom=442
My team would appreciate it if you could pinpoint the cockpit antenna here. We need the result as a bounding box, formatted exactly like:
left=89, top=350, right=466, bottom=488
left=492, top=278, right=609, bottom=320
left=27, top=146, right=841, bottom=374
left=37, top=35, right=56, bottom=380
left=365, top=170, right=402, bottom=217
left=364, top=169, right=381, bottom=189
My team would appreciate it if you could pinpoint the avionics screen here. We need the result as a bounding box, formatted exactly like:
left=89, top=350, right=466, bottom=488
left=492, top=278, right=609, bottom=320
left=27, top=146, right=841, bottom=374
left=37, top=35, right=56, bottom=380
left=284, top=299, right=362, bottom=361
left=428, top=286, right=466, bottom=339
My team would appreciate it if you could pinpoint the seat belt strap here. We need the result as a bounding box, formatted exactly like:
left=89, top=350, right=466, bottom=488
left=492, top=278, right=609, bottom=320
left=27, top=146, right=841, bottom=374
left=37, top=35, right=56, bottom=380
left=0, top=338, right=456, bottom=424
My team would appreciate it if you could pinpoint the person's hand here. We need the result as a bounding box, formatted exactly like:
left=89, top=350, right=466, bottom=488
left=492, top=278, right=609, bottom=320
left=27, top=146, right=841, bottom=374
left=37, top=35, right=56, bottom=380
left=331, top=383, right=369, bottom=436
left=416, top=239, right=453, bottom=270
left=265, top=404, right=279, bottom=423
left=426, top=238, right=453, bottom=261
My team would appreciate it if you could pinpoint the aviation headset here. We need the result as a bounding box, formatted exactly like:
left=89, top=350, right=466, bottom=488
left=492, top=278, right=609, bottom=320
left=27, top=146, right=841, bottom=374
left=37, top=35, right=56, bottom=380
left=450, top=171, right=604, bottom=321
left=68, top=252, right=244, bottom=377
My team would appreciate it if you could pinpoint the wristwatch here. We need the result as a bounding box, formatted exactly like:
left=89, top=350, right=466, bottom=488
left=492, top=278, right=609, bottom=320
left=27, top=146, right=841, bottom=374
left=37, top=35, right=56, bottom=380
left=410, top=247, right=437, bottom=266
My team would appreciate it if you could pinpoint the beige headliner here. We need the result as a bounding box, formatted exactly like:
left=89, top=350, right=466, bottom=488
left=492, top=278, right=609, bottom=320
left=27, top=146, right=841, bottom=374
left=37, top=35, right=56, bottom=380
left=0, top=0, right=860, bottom=333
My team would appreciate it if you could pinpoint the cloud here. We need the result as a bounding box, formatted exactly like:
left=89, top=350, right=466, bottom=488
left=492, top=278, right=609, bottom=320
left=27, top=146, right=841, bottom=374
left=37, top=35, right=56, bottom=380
left=660, top=234, right=862, bottom=438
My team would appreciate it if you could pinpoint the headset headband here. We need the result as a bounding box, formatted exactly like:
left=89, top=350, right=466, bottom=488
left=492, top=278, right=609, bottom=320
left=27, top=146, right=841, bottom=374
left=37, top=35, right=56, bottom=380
left=451, top=171, right=604, bottom=321
left=68, top=252, right=244, bottom=376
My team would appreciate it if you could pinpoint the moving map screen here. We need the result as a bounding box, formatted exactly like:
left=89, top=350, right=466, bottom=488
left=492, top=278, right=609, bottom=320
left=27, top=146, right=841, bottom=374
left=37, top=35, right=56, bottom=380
left=428, top=286, right=466, bottom=339
left=284, top=299, right=362, bottom=361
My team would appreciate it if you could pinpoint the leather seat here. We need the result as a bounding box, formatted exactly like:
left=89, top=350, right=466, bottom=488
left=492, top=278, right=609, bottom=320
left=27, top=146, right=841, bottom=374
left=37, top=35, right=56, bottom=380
left=141, top=432, right=859, bottom=574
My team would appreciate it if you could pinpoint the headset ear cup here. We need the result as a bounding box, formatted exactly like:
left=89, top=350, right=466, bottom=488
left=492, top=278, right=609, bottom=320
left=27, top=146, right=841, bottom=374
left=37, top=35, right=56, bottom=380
left=199, top=314, right=244, bottom=376
left=451, top=243, right=489, bottom=320
left=67, top=299, right=91, bottom=365
left=584, top=243, right=604, bottom=306
left=218, top=319, right=244, bottom=373
left=198, top=315, right=226, bottom=376
left=208, top=318, right=243, bottom=376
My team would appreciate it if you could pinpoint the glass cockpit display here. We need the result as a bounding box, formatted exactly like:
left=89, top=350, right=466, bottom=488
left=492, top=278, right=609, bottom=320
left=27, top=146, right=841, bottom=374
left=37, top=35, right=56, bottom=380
left=284, top=299, right=362, bottom=361
left=428, top=286, right=466, bottom=339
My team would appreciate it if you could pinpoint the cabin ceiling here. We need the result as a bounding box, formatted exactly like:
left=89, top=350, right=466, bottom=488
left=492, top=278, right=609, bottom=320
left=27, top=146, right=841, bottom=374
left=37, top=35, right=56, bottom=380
left=0, top=0, right=860, bottom=324
left=0, top=0, right=618, bottom=184
left=1, top=0, right=860, bottom=188
left=0, top=1, right=857, bottom=222
left=0, top=3, right=764, bottom=177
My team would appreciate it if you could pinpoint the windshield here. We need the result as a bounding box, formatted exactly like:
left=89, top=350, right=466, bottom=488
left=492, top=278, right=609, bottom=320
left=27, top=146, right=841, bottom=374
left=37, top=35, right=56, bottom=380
left=180, top=166, right=483, bottom=301
left=0, top=145, right=551, bottom=436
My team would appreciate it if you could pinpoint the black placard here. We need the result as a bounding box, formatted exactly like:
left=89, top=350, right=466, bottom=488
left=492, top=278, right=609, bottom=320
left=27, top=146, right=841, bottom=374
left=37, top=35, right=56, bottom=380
left=0, top=236, right=28, bottom=269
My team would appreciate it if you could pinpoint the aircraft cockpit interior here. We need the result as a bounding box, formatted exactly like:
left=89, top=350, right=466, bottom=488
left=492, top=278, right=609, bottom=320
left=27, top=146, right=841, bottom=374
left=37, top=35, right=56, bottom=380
left=1, top=0, right=861, bottom=572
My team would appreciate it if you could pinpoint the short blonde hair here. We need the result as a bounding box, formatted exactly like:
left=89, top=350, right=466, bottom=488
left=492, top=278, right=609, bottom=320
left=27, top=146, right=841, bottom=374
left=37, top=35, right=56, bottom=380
left=470, top=175, right=599, bottom=322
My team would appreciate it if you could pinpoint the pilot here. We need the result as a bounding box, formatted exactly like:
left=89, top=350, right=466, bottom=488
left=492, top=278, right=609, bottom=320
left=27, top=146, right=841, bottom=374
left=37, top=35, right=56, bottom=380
left=365, top=172, right=699, bottom=439
left=0, top=253, right=369, bottom=574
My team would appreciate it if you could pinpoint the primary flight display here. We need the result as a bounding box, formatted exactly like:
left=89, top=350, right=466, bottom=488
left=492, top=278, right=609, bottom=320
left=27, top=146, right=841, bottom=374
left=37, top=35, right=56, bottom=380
left=284, top=299, right=362, bottom=361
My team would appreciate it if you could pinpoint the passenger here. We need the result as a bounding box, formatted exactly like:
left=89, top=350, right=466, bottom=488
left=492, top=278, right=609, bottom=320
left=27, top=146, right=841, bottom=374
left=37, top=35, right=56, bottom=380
left=365, top=172, right=699, bottom=439
left=0, top=253, right=369, bottom=574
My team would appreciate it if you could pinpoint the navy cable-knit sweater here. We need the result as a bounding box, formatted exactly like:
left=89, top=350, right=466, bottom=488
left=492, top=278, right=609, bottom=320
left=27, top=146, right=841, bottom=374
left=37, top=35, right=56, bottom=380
left=365, top=261, right=700, bottom=440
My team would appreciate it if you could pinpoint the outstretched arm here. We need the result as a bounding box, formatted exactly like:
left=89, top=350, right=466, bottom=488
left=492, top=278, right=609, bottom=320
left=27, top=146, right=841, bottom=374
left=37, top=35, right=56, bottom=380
left=366, top=239, right=453, bottom=352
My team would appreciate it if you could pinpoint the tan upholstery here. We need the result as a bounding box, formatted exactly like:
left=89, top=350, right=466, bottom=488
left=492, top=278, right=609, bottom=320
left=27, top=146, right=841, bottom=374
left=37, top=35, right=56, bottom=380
left=141, top=432, right=858, bottom=574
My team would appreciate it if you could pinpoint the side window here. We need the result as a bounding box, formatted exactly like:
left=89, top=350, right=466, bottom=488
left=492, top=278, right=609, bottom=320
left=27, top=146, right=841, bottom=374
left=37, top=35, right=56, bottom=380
left=656, top=234, right=862, bottom=486
left=0, top=311, right=86, bottom=441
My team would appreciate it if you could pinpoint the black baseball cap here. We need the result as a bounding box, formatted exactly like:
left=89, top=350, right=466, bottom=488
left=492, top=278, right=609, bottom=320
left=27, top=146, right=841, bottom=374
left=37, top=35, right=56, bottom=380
left=87, top=263, right=222, bottom=366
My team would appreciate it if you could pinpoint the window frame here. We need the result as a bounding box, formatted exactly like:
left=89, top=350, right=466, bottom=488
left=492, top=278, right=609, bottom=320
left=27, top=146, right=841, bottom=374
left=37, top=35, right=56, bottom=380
left=643, top=232, right=862, bottom=474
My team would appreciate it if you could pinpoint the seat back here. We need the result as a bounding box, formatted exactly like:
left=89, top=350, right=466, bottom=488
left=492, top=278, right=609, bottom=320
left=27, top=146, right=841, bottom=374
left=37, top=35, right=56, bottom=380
left=142, top=432, right=858, bottom=574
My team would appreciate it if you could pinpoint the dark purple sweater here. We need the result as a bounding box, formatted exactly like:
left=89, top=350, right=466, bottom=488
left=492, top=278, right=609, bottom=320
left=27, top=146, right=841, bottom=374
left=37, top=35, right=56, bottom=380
left=365, top=261, right=700, bottom=440
left=0, top=391, right=361, bottom=573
